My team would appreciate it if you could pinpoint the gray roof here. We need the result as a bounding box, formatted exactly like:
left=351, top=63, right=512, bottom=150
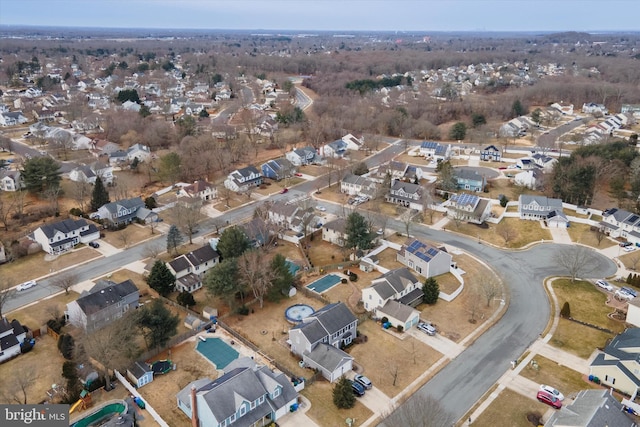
left=235, top=165, right=261, bottom=178
left=400, top=239, right=444, bottom=264
left=324, top=217, right=347, bottom=234
left=185, top=245, right=220, bottom=266
left=390, top=180, right=421, bottom=196
left=454, top=168, right=485, bottom=182
left=100, top=197, right=144, bottom=215
left=38, top=218, right=90, bottom=239
left=369, top=268, right=420, bottom=300
left=544, top=389, right=635, bottom=427
left=519, top=194, right=563, bottom=213
left=75, top=279, right=138, bottom=315
left=292, top=302, right=356, bottom=344
left=377, top=299, right=417, bottom=323
left=305, top=343, right=353, bottom=372
left=128, top=361, right=151, bottom=380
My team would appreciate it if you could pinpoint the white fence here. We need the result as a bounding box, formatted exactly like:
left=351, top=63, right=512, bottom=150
left=114, top=369, right=170, bottom=427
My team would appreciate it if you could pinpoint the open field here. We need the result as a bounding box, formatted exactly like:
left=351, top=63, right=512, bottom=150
left=472, top=388, right=552, bottom=427
left=451, top=217, right=551, bottom=248
left=2, top=247, right=100, bottom=285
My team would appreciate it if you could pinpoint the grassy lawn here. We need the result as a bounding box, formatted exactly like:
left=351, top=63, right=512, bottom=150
left=565, top=222, right=615, bottom=249
left=520, top=355, right=599, bottom=398
left=2, top=247, right=100, bottom=285
left=549, top=319, right=615, bottom=359
left=101, top=223, right=154, bottom=249
left=301, top=381, right=373, bottom=427
left=8, top=291, right=80, bottom=327
left=451, top=217, right=551, bottom=248
left=619, top=251, right=640, bottom=271
left=97, top=268, right=152, bottom=297
left=314, top=185, right=349, bottom=204
left=472, top=388, right=549, bottom=427
left=374, top=247, right=406, bottom=272
left=307, top=234, right=353, bottom=267
left=299, top=165, right=329, bottom=177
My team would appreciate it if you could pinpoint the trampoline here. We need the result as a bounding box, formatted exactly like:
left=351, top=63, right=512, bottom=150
left=196, top=337, right=239, bottom=369
left=285, top=304, right=314, bottom=323
left=306, top=274, right=342, bottom=293
left=151, top=360, right=172, bottom=375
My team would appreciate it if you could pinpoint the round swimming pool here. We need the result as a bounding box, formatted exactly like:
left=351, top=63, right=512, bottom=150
left=285, top=304, right=314, bottom=323
left=71, top=400, right=127, bottom=427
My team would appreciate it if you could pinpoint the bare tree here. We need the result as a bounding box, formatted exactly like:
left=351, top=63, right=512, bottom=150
left=237, top=250, right=274, bottom=308
left=496, top=221, right=517, bottom=246
left=174, top=200, right=203, bottom=244
left=379, top=393, right=454, bottom=427
left=43, top=185, right=62, bottom=216
left=0, top=192, right=16, bottom=231
left=118, top=230, right=130, bottom=249
left=52, top=272, right=77, bottom=295
left=1, top=362, right=39, bottom=404
left=143, top=242, right=163, bottom=260
left=593, top=228, right=606, bottom=247
left=49, top=131, right=75, bottom=161
left=479, top=274, right=501, bottom=307
left=556, top=245, right=597, bottom=282
left=399, top=208, right=417, bottom=237
left=0, top=279, right=17, bottom=318
left=72, top=179, right=92, bottom=213
left=11, top=189, right=27, bottom=224
left=466, top=289, right=482, bottom=324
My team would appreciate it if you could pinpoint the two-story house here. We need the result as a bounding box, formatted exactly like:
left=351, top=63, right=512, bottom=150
left=285, top=147, right=318, bottom=166
left=96, top=197, right=145, bottom=228
left=177, top=365, right=298, bottom=427
left=518, top=194, right=564, bottom=221
left=33, top=218, right=100, bottom=255
left=321, top=139, right=348, bottom=158
left=514, top=169, right=544, bottom=190
left=178, top=180, right=217, bottom=202
left=545, top=389, right=635, bottom=427
left=224, top=166, right=263, bottom=192
left=167, top=243, right=220, bottom=293
left=531, top=153, right=558, bottom=172
left=361, top=268, right=421, bottom=331
left=419, top=141, right=451, bottom=161
left=600, top=208, right=640, bottom=242
left=480, top=145, right=501, bottom=162
left=65, top=279, right=139, bottom=332
left=267, top=202, right=316, bottom=235
left=386, top=180, right=423, bottom=211
left=68, top=162, right=114, bottom=185
left=340, top=173, right=378, bottom=198
left=261, top=158, right=295, bottom=181
left=590, top=328, right=640, bottom=397
left=322, top=218, right=347, bottom=247
left=447, top=193, right=492, bottom=225
left=126, top=143, right=151, bottom=163
left=0, top=317, right=27, bottom=363
left=378, top=161, right=409, bottom=181
left=454, top=169, right=486, bottom=192
left=397, top=238, right=452, bottom=279
left=289, top=302, right=357, bottom=382
left=0, top=170, right=24, bottom=192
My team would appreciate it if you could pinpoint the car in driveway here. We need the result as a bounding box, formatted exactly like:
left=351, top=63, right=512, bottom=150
left=350, top=379, right=365, bottom=396
left=619, top=241, right=632, bottom=247
left=595, top=280, right=613, bottom=291
left=417, top=322, right=436, bottom=336
left=280, top=188, right=288, bottom=194
left=316, top=206, right=326, bottom=212
left=624, top=245, right=636, bottom=253
left=536, top=390, right=562, bottom=409
left=354, top=374, right=372, bottom=390
left=88, top=241, right=100, bottom=248
left=539, top=384, right=564, bottom=401
left=616, top=287, right=636, bottom=301
left=294, top=173, right=303, bottom=177
left=16, top=280, right=37, bottom=291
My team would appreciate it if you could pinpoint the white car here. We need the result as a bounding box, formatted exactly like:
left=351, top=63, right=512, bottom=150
left=615, top=289, right=635, bottom=301
left=539, top=384, right=564, bottom=401
left=595, top=280, right=613, bottom=292
left=624, top=246, right=636, bottom=252
left=417, top=322, right=436, bottom=336
left=317, top=206, right=326, bottom=212
left=16, top=280, right=37, bottom=291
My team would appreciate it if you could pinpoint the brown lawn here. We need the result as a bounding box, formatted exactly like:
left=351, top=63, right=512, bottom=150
left=620, top=251, right=640, bottom=271
left=520, top=355, right=600, bottom=398
left=97, top=269, right=152, bottom=297
left=566, top=222, right=616, bottom=249
left=299, top=164, right=329, bottom=177
left=451, top=217, right=551, bottom=248
left=302, top=381, right=373, bottom=427
left=314, top=184, right=349, bottom=204
left=307, top=236, right=354, bottom=267
left=2, top=247, right=100, bottom=285
left=472, top=388, right=550, bottom=427
left=8, top=291, right=79, bottom=327
left=101, top=223, right=154, bottom=249
left=374, top=248, right=406, bottom=271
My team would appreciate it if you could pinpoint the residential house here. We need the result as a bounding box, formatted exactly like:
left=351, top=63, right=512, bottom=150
left=178, top=180, right=217, bottom=202
left=397, top=238, right=452, bottom=278
left=376, top=300, right=420, bottom=332
left=321, top=139, right=348, bottom=158
left=626, top=298, right=640, bottom=328
left=267, top=202, right=316, bottom=234
left=589, top=328, right=640, bottom=396
left=447, top=193, right=492, bottom=225
left=600, top=208, right=640, bottom=242
left=285, top=147, right=318, bottom=166
left=224, top=166, right=263, bottom=192
left=531, top=153, right=558, bottom=172
left=127, top=362, right=154, bottom=388
left=419, top=141, right=442, bottom=158
left=340, top=133, right=364, bottom=151
left=549, top=102, right=574, bottom=116
left=0, top=317, right=27, bottom=363
left=582, top=102, right=609, bottom=115
left=386, top=180, right=423, bottom=210
left=340, top=173, right=378, bottom=198
left=176, top=365, right=298, bottom=427
left=91, top=139, right=121, bottom=157
left=516, top=158, right=536, bottom=170
left=0, top=111, right=28, bottom=127
left=621, top=104, right=640, bottom=119
left=68, top=162, right=114, bottom=185
left=480, top=145, right=501, bottom=162
left=499, top=117, right=528, bottom=138
left=167, top=243, right=220, bottom=293
left=126, top=143, right=151, bottom=163
left=544, top=389, right=635, bottom=427
left=454, top=169, right=486, bottom=192
left=546, top=210, right=570, bottom=228
left=514, top=169, right=544, bottom=190
left=378, top=161, right=409, bottom=180
left=108, top=150, right=129, bottom=165
left=96, top=196, right=145, bottom=227
left=261, top=158, right=295, bottom=181
left=33, top=218, right=100, bottom=255
left=0, top=170, right=24, bottom=192
left=518, top=195, right=564, bottom=221
left=322, top=218, right=347, bottom=247
left=362, top=268, right=422, bottom=329
left=289, top=302, right=357, bottom=382
left=65, top=279, right=139, bottom=332
left=241, top=217, right=272, bottom=247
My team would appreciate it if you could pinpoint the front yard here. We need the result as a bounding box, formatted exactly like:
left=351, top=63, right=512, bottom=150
left=101, top=223, right=155, bottom=249
left=450, top=217, right=551, bottom=248
left=520, top=355, right=599, bottom=398
left=472, top=388, right=550, bottom=427
left=566, top=222, right=615, bottom=249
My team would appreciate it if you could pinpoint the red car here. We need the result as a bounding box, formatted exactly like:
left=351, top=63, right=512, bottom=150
left=280, top=188, right=289, bottom=194
left=537, top=391, right=562, bottom=409
left=294, top=173, right=303, bottom=177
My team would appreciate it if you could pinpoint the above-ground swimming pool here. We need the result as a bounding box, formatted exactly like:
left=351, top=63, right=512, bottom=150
left=196, top=337, right=239, bottom=369
left=306, top=274, right=342, bottom=293
left=285, top=304, right=315, bottom=323
left=71, top=400, right=127, bottom=427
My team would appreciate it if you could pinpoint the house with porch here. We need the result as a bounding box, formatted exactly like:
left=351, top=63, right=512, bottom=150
left=33, top=218, right=100, bottom=255
left=289, top=302, right=357, bottom=382
left=518, top=195, right=564, bottom=221
left=167, top=243, right=220, bottom=293
left=362, top=268, right=422, bottom=330
left=454, top=169, right=486, bottom=192
left=96, top=196, right=146, bottom=228
left=176, top=365, right=298, bottom=427
left=224, top=166, right=263, bottom=192
left=397, top=238, right=452, bottom=278
left=0, top=318, right=27, bottom=363
left=178, top=180, right=217, bottom=202
left=285, top=146, right=318, bottom=166
left=385, top=180, right=423, bottom=211
left=480, top=145, right=501, bottom=162
left=322, top=139, right=348, bottom=158
left=589, top=328, right=640, bottom=397
left=66, top=279, right=139, bottom=332
left=261, top=158, right=295, bottom=181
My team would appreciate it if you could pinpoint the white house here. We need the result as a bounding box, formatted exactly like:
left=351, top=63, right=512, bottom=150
left=582, top=102, right=608, bottom=115
left=397, top=238, right=452, bottom=278
left=0, top=111, right=28, bottom=127
left=167, top=243, right=220, bottom=293
left=126, top=143, right=151, bottom=162
left=600, top=208, right=640, bottom=242
left=419, top=141, right=451, bottom=160
left=340, top=173, right=378, bottom=198
left=447, top=193, right=492, bottom=225
left=322, top=218, right=347, bottom=247
left=33, top=218, right=100, bottom=255
left=341, top=133, right=364, bottom=151
left=518, top=194, right=564, bottom=221
left=514, top=169, right=543, bottom=190
left=0, top=170, right=24, bottom=192
left=285, top=146, right=318, bottom=166
left=0, top=318, right=27, bottom=363
left=68, top=162, right=114, bottom=185
left=531, top=153, right=558, bottom=172
left=322, top=139, right=348, bottom=158
left=178, top=180, right=217, bottom=202
left=224, top=166, right=263, bottom=192
left=362, top=268, right=422, bottom=329
left=96, top=197, right=146, bottom=228
left=590, top=328, right=640, bottom=396
left=386, top=180, right=423, bottom=211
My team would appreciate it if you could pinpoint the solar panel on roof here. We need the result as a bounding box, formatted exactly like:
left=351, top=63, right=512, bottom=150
left=628, top=215, right=639, bottom=223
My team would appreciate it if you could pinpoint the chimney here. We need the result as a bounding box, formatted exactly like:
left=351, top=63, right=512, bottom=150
left=190, top=385, right=199, bottom=427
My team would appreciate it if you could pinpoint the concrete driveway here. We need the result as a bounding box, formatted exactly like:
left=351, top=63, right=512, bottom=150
left=407, top=329, right=465, bottom=359
left=92, top=239, right=120, bottom=257
left=346, top=372, right=393, bottom=419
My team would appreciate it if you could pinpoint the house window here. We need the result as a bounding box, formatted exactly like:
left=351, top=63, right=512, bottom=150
left=239, top=405, right=247, bottom=416
left=273, top=387, right=281, bottom=398
left=230, top=414, right=236, bottom=423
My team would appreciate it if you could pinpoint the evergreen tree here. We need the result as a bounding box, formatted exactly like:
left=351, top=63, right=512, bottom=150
left=21, top=156, right=62, bottom=195
left=166, top=225, right=183, bottom=255
left=560, top=301, right=571, bottom=318
left=471, top=113, right=486, bottom=128
left=511, top=99, right=525, bottom=118
left=422, top=277, right=440, bottom=304
left=57, top=334, right=75, bottom=360
left=177, top=291, right=196, bottom=307
left=449, top=122, right=467, bottom=141
left=147, top=259, right=176, bottom=296
left=344, top=212, right=373, bottom=252
left=332, top=376, right=356, bottom=409
left=135, top=299, right=179, bottom=350
left=90, top=176, right=110, bottom=212
left=217, top=226, right=251, bottom=259
left=268, top=254, right=295, bottom=302
left=204, top=258, right=240, bottom=308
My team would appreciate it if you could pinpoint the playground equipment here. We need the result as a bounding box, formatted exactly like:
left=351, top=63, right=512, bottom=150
left=70, top=390, right=92, bottom=413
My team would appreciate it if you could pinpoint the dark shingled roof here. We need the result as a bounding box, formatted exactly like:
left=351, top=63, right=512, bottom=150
left=39, top=218, right=90, bottom=239
left=76, top=279, right=138, bottom=315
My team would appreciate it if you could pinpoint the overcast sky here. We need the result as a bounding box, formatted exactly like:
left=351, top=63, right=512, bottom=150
left=1, top=0, right=638, bottom=32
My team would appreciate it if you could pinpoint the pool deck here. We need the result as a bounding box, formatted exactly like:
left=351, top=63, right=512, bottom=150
left=70, top=399, right=128, bottom=426
left=305, top=273, right=346, bottom=293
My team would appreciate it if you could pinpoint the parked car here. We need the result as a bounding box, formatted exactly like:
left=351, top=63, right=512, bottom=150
left=350, top=380, right=365, bottom=396
left=280, top=188, right=289, bottom=194
left=376, top=228, right=384, bottom=235
left=537, top=390, right=562, bottom=409
left=622, top=287, right=637, bottom=297
left=88, top=241, right=100, bottom=248
left=16, top=280, right=37, bottom=291
left=417, top=322, right=436, bottom=336
left=294, top=173, right=303, bottom=177
left=624, top=245, right=636, bottom=252
left=317, top=206, right=327, bottom=212
left=539, top=384, right=564, bottom=401
left=595, top=280, right=613, bottom=292
left=615, top=289, right=635, bottom=301
left=354, top=374, right=372, bottom=390
left=620, top=241, right=632, bottom=247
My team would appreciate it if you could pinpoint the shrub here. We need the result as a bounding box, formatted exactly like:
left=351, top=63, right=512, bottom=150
left=381, top=317, right=389, bottom=324
left=396, top=325, right=403, bottom=332
left=57, top=334, right=75, bottom=360
left=69, top=208, right=83, bottom=217
left=560, top=301, right=571, bottom=318
left=236, top=305, right=250, bottom=316
left=499, top=195, right=509, bottom=207
left=176, top=290, right=196, bottom=307
left=341, top=278, right=347, bottom=284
